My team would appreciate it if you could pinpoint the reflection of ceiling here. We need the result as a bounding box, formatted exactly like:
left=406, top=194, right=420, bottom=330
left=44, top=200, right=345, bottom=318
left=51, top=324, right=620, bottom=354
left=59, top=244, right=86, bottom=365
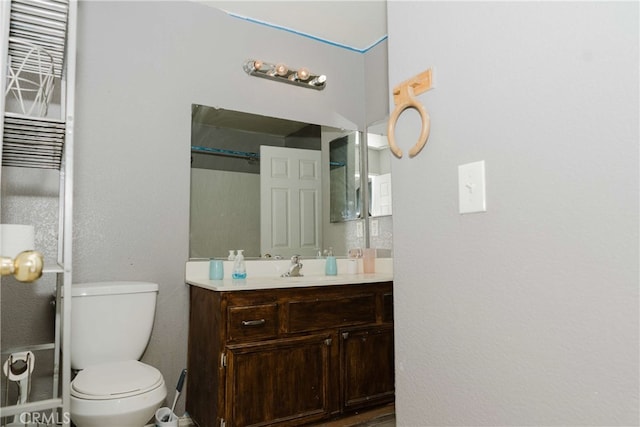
left=191, top=105, right=322, bottom=174
left=196, top=1, right=388, bottom=52
left=192, top=104, right=315, bottom=137
left=367, top=133, right=388, bottom=150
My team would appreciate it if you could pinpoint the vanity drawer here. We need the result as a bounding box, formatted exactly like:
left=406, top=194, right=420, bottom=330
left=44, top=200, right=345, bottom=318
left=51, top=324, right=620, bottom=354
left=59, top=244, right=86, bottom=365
left=227, top=303, right=278, bottom=342
left=288, top=294, right=376, bottom=333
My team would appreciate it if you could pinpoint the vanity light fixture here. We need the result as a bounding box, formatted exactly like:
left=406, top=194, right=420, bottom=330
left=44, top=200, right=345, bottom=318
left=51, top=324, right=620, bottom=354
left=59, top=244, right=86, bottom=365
left=243, top=59, right=326, bottom=90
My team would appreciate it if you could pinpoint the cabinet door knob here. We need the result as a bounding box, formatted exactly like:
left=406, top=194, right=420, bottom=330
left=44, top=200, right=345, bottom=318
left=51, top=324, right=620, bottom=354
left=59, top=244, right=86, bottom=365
left=342, top=332, right=349, bottom=340
left=324, top=338, right=332, bottom=346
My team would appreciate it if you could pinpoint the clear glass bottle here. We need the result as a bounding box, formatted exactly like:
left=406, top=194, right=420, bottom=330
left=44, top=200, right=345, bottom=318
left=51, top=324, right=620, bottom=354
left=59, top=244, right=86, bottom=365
left=232, top=249, right=247, bottom=279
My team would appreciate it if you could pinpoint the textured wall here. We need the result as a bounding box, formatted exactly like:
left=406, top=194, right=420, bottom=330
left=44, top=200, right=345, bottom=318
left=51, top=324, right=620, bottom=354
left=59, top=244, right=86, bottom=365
left=387, top=2, right=639, bottom=425
left=75, top=0, right=369, bottom=416
left=1, top=0, right=378, bottom=416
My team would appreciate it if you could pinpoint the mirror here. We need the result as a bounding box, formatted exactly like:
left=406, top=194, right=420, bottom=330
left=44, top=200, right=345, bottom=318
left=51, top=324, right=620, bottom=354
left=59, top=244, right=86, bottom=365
left=189, top=104, right=361, bottom=259
left=327, top=120, right=392, bottom=222
left=329, top=132, right=360, bottom=222
left=366, top=118, right=392, bottom=217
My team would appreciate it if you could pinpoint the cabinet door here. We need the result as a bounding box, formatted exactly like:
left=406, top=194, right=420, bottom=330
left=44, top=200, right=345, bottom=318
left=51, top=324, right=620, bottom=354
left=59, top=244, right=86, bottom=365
left=225, top=334, right=333, bottom=427
left=340, top=325, right=395, bottom=410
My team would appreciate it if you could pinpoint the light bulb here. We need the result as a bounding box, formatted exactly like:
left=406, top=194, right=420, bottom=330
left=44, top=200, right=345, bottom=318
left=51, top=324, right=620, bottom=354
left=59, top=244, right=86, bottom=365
left=297, top=67, right=310, bottom=81
left=275, top=63, right=288, bottom=76
left=253, top=60, right=263, bottom=71
left=309, top=75, right=327, bottom=86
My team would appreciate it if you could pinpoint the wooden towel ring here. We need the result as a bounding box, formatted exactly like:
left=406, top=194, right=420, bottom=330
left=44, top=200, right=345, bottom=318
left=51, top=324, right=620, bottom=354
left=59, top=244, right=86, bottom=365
left=387, top=68, right=433, bottom=158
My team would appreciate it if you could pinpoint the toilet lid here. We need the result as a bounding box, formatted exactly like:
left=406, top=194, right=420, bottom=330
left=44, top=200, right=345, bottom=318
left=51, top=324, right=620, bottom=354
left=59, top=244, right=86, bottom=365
left=71, top=360, right=163, bottom=400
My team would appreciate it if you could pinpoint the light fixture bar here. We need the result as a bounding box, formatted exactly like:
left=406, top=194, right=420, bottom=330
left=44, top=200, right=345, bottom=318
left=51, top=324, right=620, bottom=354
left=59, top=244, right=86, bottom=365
left=243, top=59, right=326, bottom=90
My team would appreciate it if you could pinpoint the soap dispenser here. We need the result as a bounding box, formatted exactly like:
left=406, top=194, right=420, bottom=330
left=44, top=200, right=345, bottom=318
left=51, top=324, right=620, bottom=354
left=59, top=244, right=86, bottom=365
left=232, top=249, right=247, bottom=279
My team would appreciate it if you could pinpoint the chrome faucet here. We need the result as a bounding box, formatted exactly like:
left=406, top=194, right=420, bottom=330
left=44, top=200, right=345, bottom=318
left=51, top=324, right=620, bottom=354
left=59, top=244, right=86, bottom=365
left=282, top=255, right=303, bottom=277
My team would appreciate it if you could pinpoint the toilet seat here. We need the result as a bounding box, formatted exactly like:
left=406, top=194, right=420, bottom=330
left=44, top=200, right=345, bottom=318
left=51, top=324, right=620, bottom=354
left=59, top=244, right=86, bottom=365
left=71, top=360, right=163, bottom=400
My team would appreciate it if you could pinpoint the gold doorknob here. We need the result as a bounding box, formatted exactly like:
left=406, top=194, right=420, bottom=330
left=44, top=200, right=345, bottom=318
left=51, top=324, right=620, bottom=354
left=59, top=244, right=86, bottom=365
left=1, top=250, right=44, bottom=282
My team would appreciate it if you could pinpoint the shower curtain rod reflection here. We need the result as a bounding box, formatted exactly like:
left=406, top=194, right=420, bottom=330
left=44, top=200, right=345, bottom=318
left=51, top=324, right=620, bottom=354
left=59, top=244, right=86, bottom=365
left=191, top=145, right=260, bottom=160
left=191, top=146, right=345, bottom=167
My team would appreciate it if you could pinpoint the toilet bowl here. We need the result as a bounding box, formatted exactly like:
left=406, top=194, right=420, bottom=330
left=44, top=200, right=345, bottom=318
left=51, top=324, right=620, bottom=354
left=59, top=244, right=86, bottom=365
left=69, top=282, right=167, bottom=427
left=70, top=360, right=167, bottom=427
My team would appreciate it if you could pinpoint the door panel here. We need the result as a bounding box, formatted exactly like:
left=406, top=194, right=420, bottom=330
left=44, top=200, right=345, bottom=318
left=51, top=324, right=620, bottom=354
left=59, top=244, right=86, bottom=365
left=261, top=146, right=321, bottom=257
left=225, top=334, right=332, bottom=427
left=371, top=173, right=392, bottom=217
left=299, top=188, right=319, bottom=247
left=340, top=325, right=395, bottom=410
left=270, top=188, right=290, bottom=248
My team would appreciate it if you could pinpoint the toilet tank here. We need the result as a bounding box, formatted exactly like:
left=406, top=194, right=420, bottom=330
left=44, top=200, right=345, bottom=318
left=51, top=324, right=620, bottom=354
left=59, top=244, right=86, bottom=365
left=70, top=281, right=159, bottom=370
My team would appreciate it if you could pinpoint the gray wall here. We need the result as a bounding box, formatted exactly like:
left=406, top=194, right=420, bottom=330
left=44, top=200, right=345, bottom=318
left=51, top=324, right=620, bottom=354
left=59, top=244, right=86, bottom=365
left=74, top=0, right=377, bottom=415
left=387, top=2, right=639, bottom=425
left=2, top=0, right=387, bottom=416
left=365, top=34, right=390, bottom=126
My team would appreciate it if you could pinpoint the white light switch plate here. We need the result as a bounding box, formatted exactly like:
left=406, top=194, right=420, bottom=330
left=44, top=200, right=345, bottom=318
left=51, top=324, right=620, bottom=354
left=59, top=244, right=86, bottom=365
left=458, top=161, right=487, bottom=214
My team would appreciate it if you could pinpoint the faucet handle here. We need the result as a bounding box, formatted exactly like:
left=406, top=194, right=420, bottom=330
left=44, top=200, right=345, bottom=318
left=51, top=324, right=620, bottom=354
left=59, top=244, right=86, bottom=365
left=291, top=255, right=301, bottom=263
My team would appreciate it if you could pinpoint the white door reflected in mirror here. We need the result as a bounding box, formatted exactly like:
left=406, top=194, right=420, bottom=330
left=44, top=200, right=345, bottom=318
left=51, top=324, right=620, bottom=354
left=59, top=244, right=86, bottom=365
left=366, top=129, right=393, bottom=217
left=260, top=146, right=322, bottom=258
left=370, top=173, right=392, bottom=217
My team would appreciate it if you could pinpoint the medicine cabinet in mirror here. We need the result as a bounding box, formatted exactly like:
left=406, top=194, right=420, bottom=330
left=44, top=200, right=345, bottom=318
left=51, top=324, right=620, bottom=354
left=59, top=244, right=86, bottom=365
left=329, top=132, right=360, bottom=222
left=327, top=119, right=392, bottom=222
left=190, top=104, right=368, bottom=259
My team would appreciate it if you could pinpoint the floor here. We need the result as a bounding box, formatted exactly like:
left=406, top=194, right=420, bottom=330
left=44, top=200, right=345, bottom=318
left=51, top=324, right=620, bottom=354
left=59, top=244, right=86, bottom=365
left=310, top=404, right=395, bottom=427
left=178, top=404, right=396, bottom=427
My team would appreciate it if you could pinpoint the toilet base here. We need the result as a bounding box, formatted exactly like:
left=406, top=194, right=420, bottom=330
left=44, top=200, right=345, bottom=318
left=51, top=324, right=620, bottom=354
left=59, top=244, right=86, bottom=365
left=71, top=381, right=166, bottom=427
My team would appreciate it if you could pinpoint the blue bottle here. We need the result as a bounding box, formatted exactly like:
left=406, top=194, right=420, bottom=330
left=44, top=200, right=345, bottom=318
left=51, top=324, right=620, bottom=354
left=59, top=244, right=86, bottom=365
left=209, top=259, right=224, bottom=280
left=325, top=248, right=337, bottom=276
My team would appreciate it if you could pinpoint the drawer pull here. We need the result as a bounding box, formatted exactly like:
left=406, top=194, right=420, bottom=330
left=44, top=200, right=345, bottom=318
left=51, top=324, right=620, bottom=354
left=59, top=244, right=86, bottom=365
left=241, top=319, right=266, bottom=327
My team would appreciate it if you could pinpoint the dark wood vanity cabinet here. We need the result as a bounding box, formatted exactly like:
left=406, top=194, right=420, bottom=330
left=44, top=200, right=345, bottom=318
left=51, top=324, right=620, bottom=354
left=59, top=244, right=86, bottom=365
left=340, top=324, right=395, bottom=411
left=186, top=282, right=394, bottom=427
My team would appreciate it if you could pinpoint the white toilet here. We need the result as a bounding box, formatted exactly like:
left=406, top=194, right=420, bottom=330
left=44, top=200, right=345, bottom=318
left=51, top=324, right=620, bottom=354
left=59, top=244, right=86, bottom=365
left=69, top=281, right=167, bottom=427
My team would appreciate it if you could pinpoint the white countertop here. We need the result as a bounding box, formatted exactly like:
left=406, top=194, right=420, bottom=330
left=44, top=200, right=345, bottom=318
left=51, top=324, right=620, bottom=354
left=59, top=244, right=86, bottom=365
left=186, top=258, right=393, bottom=292
left=186, top=273, right=393, bottom=291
